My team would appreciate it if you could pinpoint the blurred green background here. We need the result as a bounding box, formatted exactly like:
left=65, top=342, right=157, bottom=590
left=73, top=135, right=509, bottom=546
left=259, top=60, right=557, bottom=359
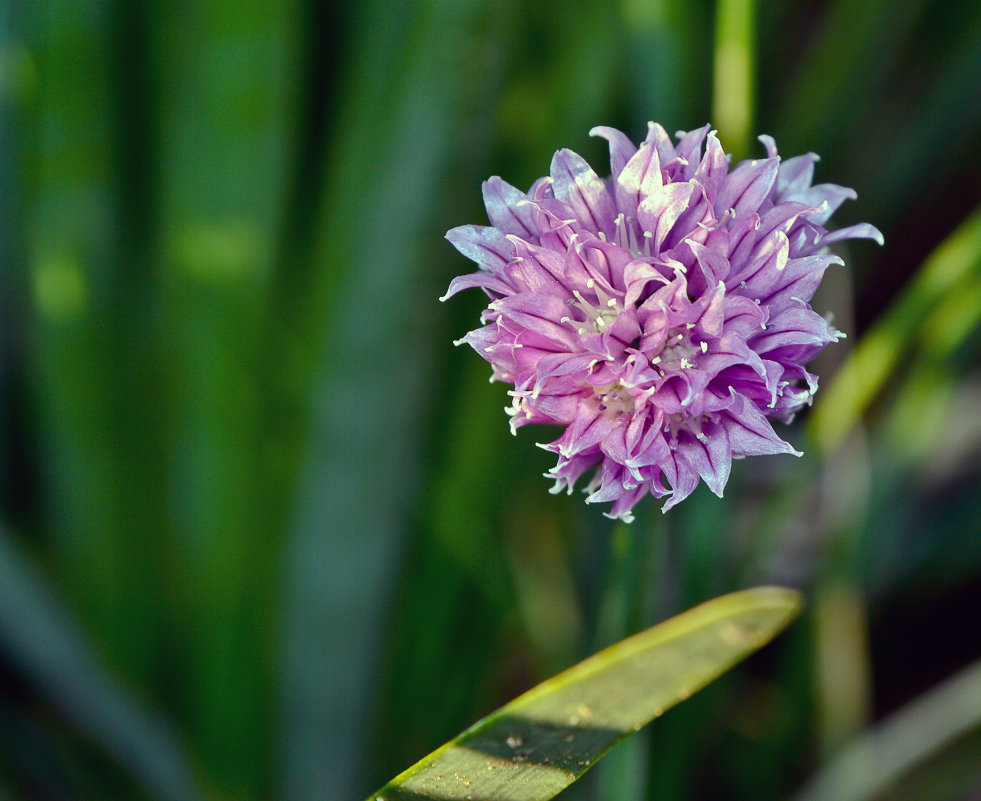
left=1, top=1, right=980, bottom=799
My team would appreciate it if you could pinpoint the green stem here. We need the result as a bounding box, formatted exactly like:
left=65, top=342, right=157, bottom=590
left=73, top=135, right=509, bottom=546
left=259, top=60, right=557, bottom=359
left=594, top=519, right=659, bottom=800
left=713, top=0, right=756, bottom=158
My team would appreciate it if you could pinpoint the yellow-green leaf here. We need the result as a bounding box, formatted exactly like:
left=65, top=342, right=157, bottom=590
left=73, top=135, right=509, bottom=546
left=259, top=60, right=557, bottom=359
left=366, top=586, right=802, bottom=801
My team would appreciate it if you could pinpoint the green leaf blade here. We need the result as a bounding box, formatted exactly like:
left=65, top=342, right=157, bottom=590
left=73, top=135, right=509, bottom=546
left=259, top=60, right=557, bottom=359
left=367, top=587, right=802, bottom=801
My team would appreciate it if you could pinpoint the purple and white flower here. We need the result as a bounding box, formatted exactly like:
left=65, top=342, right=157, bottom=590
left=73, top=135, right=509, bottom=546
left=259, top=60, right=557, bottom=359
left=443, top=123, right=882, bottom=521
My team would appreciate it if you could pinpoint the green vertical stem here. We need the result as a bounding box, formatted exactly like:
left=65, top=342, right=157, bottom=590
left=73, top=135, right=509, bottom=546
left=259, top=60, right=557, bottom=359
left=593, top=520, right=658, bottom=800
left=29, top=0, right=117, bottom=671
left=102, top=0, right=170, bottom=687
left=153, top=0, right=305, bottom=793
left=644, top=510, right=698, bottom=801
left=274, top=1, right=518, bottom=797
left=713, top=0, right=756, bottom=159
left=620, top=0, right=712, bottom=130
left=0, top=1, right=37, bottom=533
left=813, top=576, right=873, bottom=756
left=812, top=407, right=874, bottom=756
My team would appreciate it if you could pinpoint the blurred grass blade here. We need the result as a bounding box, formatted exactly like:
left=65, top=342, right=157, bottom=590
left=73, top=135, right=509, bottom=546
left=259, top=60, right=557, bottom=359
left=0, top=521, right=202, bottom=801
left=883, top=268, right=981, bottom=463
left=620, top=0, right=712, bottom=132
left=713, top=0, right=756, bottom=158
left=276, top=1, right=513, bottom=797
left=853, top=20, right=981, bottom=228
left=366, top=587, right=801, bottom=801
left=793, top=658, right=981, bottom=801
left=772, top=0, right=928, bottom=152
left=809, top=204, right=981, bottom=453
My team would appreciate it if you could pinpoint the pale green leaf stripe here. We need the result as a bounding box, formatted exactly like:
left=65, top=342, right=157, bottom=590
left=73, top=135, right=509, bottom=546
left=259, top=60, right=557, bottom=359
left=366, top=587, right=802, bottom=801
left=792, top=657, right=981, bottom=801
left=713, top=0, right=756, bottom=159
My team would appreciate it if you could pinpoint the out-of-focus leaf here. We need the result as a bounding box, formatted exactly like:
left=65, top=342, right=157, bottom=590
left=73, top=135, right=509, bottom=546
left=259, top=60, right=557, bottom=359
left=812, top=580, right=872, bottom=756
left=882, top=264, right=981, bottom=464
left=713, top=0, right=756, bottom=158
left=0, top=521, right=202, bottom=801
left=155, top=0, right=303, bottom=792
left=850, top=19, right=981, bottom=229
left=793, top=657, right=981, bottom=801
left=366, top=587, right=801, bottom=801
left=915, top=373, right=981, bottom=489
left=275, top=2, right=516, bottom=799
left=620, top=0, right=712, bottom=132
left=771, top=0, right=929, bottom=153
left=809, top=205, right=981, bottom=453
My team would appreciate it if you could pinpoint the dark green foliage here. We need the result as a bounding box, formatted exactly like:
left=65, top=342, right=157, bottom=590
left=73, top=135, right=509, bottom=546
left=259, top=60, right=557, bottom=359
left=1, top=0, right=980, bottom=799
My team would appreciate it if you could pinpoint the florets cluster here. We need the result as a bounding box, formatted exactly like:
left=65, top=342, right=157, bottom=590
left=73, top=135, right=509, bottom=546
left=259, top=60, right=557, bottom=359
left=443, top=123, right=882, bottom=521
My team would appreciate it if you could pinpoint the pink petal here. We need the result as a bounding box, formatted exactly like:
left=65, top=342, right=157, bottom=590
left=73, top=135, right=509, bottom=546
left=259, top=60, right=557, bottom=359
left=446, top=224, right=514, bottom=272
left=717, top=157, right=779, bottom=217
left=482, top=177, right=538, bottom=238
left=550, top=149, right=617, bottom=237
left=589, top=125, right=638, bottom=177
left=614, top=136, right=664, bottom=216
left=637, top=182, right=695, bottom=254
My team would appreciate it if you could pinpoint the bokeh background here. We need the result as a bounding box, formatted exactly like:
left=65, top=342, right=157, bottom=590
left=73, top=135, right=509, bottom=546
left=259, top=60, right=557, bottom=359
left=1, top=1, right=980, bottom=800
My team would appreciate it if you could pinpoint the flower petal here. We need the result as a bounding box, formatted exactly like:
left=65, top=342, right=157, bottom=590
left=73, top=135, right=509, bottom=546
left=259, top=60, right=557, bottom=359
left=505, top=235, right=572, bottom=292
left=750, top=306, right=836, bottom=355
left=482, top=177, right=538, bottom=238
left=674, top=124, right=713, bottom=176
left=550, top=149, right=617, bottom=237
left=721, top=392, right=802, bottom=457
left=692, top=132, right=729, bottom=202
left=729, top=230, right=790, bottom=295
left=819, top=222, right=885, bottom=246
left=716, top=157, right=779, bottom=217
left=589, top=125, right=638, bottom=177
left=758, top=253, right=843, bottom=308
left=677, top=423, right=732, bottom=497
left=614, top=136, right=664, bottom=216
left=489, top=292, right=580, bottom=349
left=774, top=152, right=819, bottom=197
left=637, top=181, right=695, bottom=254
left=793, top=183, right=857, bottom=224
left=658, top=452, right=701, bottom=511
left=446, top=224, right=514, bottom=273
left=441, top=270, right=514, bottom=301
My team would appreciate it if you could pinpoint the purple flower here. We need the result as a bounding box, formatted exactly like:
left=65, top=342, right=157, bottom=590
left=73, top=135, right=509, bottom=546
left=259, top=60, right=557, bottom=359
left=442, top=123, right=882, bottom=521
